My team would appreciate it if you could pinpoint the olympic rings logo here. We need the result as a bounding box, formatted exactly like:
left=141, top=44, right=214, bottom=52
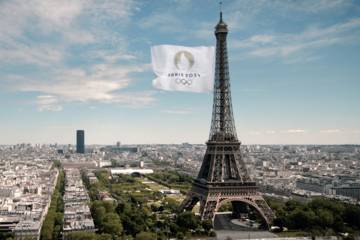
left=175, top=78, right=193, bottom=86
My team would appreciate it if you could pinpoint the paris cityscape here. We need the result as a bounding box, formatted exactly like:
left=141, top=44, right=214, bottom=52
left=1, top=1, right=360, bottom=240
left=1, top=142, right=360, bottom=239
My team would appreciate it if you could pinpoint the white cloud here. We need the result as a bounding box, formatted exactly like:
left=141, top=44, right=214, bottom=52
left=234, top=34, right=274, bottom=48
left=89, top=50, right=137, bottom=64
left=265, top=130, right=276, bottom=134
left=234, top=18, right=360, bottom=59
left=36, top=95, right=63, bottom=112
left=0, top=0, right=154, bottom=110
left=0, top=0, right=136, bottom=66
left=85, top=0, right=137, bottom=20
left=250, top=35, right=273, bottom=43
left=139, top=12, right=185, bottom=33
left=162, top=109, right=192, bottom=115
left=320, top=129, right=341, bottom=133
left=191, top=22, right=214, bottom=40
left=152, top=0, right=357, bottom=45
left=239, top=88, right=266, bottom=93
left=0, top=40, right=65, bottom=66
left=287, top=129, right=306, bottom=133
left=249, top=131, right=262, bottom=135
left=217, top=0, right=355, bottom=32
left=14, top=63, right=155, bottom=108
left=276, top=0, right=351, bottom=13
left=62, top=30, right=96, bottom=44
left=107, top=91, right=156, bottom=108
left=34, top=0, right=83, bottom=27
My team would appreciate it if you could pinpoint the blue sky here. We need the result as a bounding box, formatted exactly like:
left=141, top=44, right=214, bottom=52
left=0, top=0, right=360, bottom=145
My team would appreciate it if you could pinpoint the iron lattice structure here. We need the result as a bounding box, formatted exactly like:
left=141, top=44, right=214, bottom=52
left=181, top=13, right=275, bottom=227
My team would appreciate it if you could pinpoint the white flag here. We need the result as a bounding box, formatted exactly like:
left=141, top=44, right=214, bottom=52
left=151, top=45, right=215, bottom=92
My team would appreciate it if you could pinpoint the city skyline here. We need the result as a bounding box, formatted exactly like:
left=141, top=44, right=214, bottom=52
left=1, top=0, right=360, bottom=145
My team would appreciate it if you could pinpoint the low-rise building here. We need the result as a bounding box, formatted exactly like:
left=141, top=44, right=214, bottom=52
left=63, top=168, right=95, bottom=239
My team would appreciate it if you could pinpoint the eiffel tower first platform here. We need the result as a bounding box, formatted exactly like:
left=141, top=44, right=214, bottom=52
left=180, top=12, right=275, bottom=228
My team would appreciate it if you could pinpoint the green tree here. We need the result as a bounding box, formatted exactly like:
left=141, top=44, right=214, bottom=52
left=202, top=219, right=213, bottom=233
left=284, top=200, right=303, bottom=212
left=66, top=231, right=97, bottom=240
left=287, top=209, right=316, bottom=229
left=176, top=232, right=185, bottom=240
left=163, top=197, right=178, bottom=212
left=102, top=213, right=123, bottom=236
left=135, top=232, right=156, bottom=240
left=52, top=160, right=62, bottom=169
left=316, top=208, right=334, bottom=227
left=91, top=201, right=106, bottom=229
left=41, top=214, right=54, bottom=240
left=40, top=169, right=65, bottom=240
left=97, top=233, right=112, bottom=240
left=102, top=201, right=116, bottom=213
left=0, top=233, right=14, bottom=240
left=344, top=205, right=360, bottom=229
left=176, top=212, right=200, bottom=230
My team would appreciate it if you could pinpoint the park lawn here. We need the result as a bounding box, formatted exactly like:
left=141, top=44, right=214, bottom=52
left=169, top=183, right=191, bottom=191
left=142, top=179, right=167, bottom=191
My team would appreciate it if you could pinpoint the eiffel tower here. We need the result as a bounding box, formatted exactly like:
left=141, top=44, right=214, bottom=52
left=180, top=12, right=275, bottom=227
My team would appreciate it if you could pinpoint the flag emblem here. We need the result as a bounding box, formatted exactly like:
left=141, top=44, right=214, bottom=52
left=174, top=51, right=195, bottom=71
left=151, top=45, right=215, bottom=92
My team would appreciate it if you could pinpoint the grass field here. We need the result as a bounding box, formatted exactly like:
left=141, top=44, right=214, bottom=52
left=141, top=179, right=165, bottom=191
left=141, top=177, right=203, bottom=214
left=142, top=178, right=185, bottom=203
left=276, top=231, right=309, bottom=237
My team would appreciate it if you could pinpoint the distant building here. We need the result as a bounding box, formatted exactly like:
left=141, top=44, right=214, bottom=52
left=159, top=189, right=180, bottom=194
left=97, top=191, right=116, bottom=202
left=76, top=130, right=85, bottom=154
left=101, top=146, right=138, bottom=153
left=296, top=175, right=333, bottom=194
left=110, top=168, right=153, bottom=175
left=99, top=160, right=112, bottom=168
left=0, top=216, right=19, bottom=234
left=13, top=220, right=41, bottom=240
left=333, top=184, right=360, bottom=200
left=85, top=172, right=98, bottom=184
left=63, top=168, right=95, bottom=239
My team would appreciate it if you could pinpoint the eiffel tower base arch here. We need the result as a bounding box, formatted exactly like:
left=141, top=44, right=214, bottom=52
left=181, top=182, right=275, bottom=229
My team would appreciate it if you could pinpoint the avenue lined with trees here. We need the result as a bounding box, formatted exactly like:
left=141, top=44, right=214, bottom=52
left=40, top=162, right=65, bottom=240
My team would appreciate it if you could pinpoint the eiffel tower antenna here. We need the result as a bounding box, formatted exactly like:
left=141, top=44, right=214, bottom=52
left=219, top=1, right=223, bottom=20
left=180, top=7, right=275, bottom=228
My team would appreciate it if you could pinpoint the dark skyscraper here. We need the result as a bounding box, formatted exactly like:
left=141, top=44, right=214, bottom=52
left=76, top=130, right=85, bottom=154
